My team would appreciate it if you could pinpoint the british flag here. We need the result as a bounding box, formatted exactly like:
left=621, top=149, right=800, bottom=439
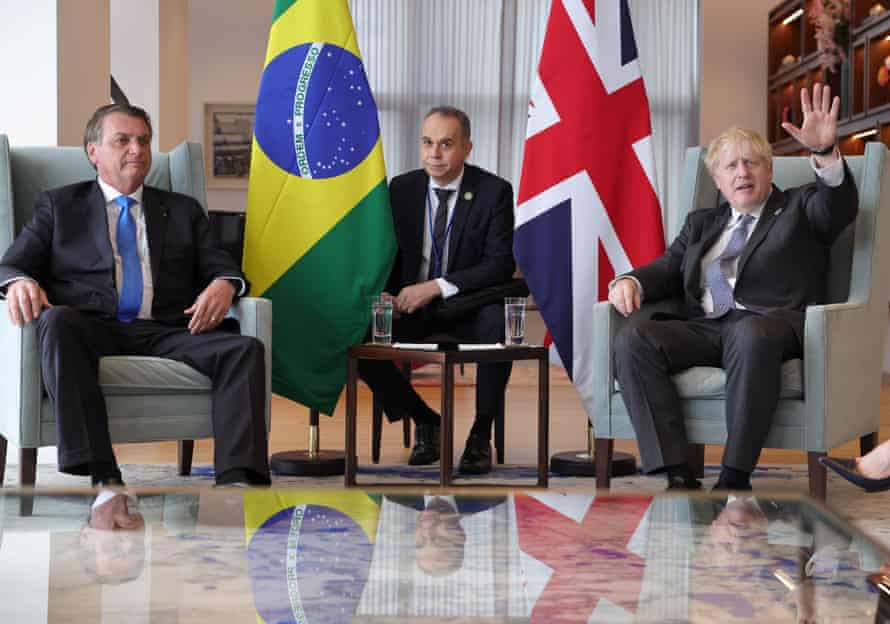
left=514, top=0, right=665, bottom=416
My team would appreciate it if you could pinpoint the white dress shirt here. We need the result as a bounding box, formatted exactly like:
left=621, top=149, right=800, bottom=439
left=98, top=178, right=155, bottom=319
left=419, top=169, right=463, bottom=299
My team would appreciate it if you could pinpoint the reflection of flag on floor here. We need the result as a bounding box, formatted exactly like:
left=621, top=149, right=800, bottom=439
left=515, top=493, right=651, bottom=621
left=244, top=491, right=380, bottom=624
left=514, top=0, right=664, bottom=415
left=243, top=0, right=396, bottom=414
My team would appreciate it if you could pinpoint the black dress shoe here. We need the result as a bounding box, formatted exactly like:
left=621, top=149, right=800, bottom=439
left=215, top=468, right=272, bottom=487
left=820, top=456, right=890, bottom=493
left=712, top=480, right=752, bottom=492
left=665, top=475, right=702, bottom=490
left=408, top=422, right=440, bottom=465
left=459, top=435, right=493, bottom=475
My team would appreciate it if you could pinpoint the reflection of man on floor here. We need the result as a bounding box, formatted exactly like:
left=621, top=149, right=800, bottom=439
left=414, top=496, right=470, bottom=576
left=358, top=495, right=525, bottom=618
left=79, top=489, right=146, bottom=585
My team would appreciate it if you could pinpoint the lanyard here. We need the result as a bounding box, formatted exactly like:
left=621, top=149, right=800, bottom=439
left=426, top=187, right=457, bottom=277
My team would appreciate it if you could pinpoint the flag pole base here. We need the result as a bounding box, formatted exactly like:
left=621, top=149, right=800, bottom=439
left=549, top=450, right=637, bottom=477
left=270, top=450, right=345, bottom=477
left=270, top=408, right=345, bottom=476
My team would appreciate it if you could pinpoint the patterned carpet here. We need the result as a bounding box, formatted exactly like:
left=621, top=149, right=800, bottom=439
left=5, top=461, right=889, bottom=550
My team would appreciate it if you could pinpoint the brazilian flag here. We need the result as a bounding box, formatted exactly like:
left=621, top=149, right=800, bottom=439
left=244, top=0, right=396, bottom=414
left=244, top=490, right=380, bottom=623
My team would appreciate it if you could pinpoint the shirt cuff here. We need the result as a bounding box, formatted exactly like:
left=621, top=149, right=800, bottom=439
left=436, top=277, right=459, bottom=299
left=92, top=489, right=133, bottom=510
left=810, top=149, right=844, bottom=187
left=608, top=275, right=644, bottom=301
left=217, top=276, right=246, bottom=297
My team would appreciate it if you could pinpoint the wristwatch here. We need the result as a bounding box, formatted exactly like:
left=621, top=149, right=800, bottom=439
left=810, top=144, right=835, bottom=156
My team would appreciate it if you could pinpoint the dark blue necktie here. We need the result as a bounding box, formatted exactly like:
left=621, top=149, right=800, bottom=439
left=705, top=214, right=754, bottom=318
left=428, top=188, right=454, bottom=280
left=115, top=196, right=142, bottom=322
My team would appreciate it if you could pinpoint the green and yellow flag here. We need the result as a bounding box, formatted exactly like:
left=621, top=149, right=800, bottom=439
left=244, top=0, right=395, bottom=414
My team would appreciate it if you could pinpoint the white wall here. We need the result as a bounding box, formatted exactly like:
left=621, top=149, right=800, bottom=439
left=187, top=0, right=271, bottom=213
left=700, top=0, right=775, bottom=143
left=0, top=0, right=58, bottom=145
left=111, top=0, right=161, bottom=150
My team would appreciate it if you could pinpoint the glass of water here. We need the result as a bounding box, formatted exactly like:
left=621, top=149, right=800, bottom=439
left=504, top=297, right=526, bottom=346
left=371, top=294, right=394, bottom=344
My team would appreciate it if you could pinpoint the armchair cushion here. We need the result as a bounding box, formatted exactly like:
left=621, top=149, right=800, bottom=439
left=99, top=356, right=212, bottom=395
left=614, top=360, right=803, bottom=399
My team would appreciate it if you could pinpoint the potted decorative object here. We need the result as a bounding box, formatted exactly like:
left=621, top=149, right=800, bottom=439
left=809, top=0, right=851, bottom=112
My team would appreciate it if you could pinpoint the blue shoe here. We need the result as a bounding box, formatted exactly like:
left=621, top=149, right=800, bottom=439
left=819, top=456, right=890, bottom=493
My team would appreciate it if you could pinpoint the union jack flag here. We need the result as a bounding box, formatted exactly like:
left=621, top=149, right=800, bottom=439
left=514, top=0, right=664, bottom=416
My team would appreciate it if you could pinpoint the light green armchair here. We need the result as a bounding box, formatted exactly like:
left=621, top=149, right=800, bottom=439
left=591, top=143, right=890, bottom=499
left=0, top=135, right=272, bottom=509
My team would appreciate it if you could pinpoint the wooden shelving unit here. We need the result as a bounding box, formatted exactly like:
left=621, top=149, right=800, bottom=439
left=769, top=0, right=890, bottom=155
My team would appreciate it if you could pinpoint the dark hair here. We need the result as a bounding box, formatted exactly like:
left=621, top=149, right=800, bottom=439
left=424, top=106, right=471, bottom=140
left=83, top=103, right=153, bottom=162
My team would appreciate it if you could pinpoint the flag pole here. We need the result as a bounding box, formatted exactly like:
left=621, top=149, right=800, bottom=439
left=549, top=421, right=636, bottom=477
left=270, top=408, right=346, bottom=476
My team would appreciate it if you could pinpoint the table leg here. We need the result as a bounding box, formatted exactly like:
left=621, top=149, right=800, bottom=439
left=441, top=361, right=455, bottom=486
left=538, top=354, right=549, bottom=487
left=345, top=355, right=358, bottom=486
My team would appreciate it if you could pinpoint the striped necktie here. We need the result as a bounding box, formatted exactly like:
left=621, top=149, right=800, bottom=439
left=705, top=214, right=754, bottom=318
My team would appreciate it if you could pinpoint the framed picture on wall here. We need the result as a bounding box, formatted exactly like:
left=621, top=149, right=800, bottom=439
left=204, top=103, right=255, bottom=188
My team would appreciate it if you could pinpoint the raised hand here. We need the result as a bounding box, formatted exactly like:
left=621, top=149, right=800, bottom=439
left=781, top=82, right=839, bottom=153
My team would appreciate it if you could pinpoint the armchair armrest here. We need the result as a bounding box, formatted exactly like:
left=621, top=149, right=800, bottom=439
left=230, top=297, right=273, bottom=429
left=803, top=301, right=882, bottom=449
left=591, top=298, right=685, bottom=434
left=0, top=300, right=43, bottom=446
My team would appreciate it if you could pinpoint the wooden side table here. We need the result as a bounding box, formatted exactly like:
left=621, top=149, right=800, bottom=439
left=345, top=344, right=549, bottom=487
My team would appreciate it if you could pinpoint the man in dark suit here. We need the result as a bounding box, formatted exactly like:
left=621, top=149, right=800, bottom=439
left=609, top=84, right=858, bottom=491
left=0, top=103, right=270, bottom=487
left=359, top=106, right=515, bottom=475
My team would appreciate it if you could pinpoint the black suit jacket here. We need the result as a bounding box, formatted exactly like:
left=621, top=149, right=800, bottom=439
left=627, top=164, right=858, bottom=340
left=0, top=180, right=246, bottom=325
left=386, top=164, right=515, bottom=295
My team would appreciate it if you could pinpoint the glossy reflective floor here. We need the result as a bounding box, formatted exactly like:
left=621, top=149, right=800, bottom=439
left=1, top=489, right=888, bottom=623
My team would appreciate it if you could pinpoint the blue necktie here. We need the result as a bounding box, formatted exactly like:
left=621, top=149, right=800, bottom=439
left=705, top=214, right=754, bottom=318
left=115, top=196, right=142, bottom=322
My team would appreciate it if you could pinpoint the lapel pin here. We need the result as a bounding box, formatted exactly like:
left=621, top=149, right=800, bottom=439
left=463, top=191, right=473, bottom=201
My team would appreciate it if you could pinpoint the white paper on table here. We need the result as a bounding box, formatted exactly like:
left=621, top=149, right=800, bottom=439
left=458, top=343, right=505, bottom=350
left=392, top=343, right=438, bottom=350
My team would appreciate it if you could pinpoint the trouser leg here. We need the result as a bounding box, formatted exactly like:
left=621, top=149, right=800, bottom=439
left=720, top=312, right=801, bottom=472
left=453, top=303, right=512, bottom=440
left=36, top=307, right=118, bottom=475
left=357, top=313, right=437, bottom=424
left=135, top=324, right=270, bottom=482
left=613, top=318, right=721, bottom=474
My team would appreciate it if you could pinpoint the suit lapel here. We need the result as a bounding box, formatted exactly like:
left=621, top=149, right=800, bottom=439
left=86, top=182, right=114, bottom=265
left=738, top=186, right=786, bottom=275
left=447, top=165, right=479, bottom=272
left=684, top=206, right=730, bottom=296
left=141, top=187, right=168, bottom=289
left=403, top=171, right=428, bottom=282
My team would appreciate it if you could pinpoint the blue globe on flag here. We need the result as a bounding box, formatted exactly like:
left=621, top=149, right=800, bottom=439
left=254, top=43, right=380, bottom=180
left=247, top=504, right=374, bottom=624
